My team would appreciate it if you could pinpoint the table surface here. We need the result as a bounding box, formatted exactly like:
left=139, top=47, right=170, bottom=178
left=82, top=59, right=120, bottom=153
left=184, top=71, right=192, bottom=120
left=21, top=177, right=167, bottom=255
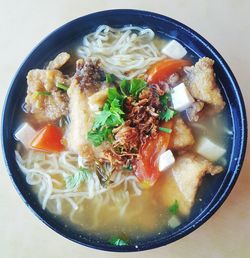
left=0, top=1, right=249, bottom=257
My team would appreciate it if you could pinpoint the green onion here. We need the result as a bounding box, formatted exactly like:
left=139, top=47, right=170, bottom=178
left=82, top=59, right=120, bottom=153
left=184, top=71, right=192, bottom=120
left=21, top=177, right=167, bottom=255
left=57, top=82, right=69, bottom=91
left=32, top=91, right=51, bottom=99
left=105, top=73, right=116, bottom=83
left=168, top=200, right=179, bottom=215
left=159, top=127, right=172, bottom=133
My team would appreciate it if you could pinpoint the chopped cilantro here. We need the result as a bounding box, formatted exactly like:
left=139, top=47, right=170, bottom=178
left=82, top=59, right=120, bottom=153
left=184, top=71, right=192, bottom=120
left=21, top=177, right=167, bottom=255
left=160, top=108, right=177, bottom=121
left=159, top=127, right=172, bottom=133
left=88, top=78, right=147, bottom=147
left=87, top=127, right=112, bottom=147
left=120, top=79, right=130, bottom=96
left=105, top=73, right=116, bottom=83
left=168, top=200, right=179, bottom=215
left=109, top=236, right=129, bottom=246
left=159, top=93, right=177, bottom=121
left=65, top=167, right=92, bottom=189
left=129, top=78, right=147, bottom=97
left=159, top=93, right=171, bottom=106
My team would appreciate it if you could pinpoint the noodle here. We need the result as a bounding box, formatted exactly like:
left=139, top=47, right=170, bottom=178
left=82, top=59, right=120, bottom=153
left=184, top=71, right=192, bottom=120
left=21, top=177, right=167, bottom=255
left=78, top=25, right=163, bottom=79
left=15, top=149, right=141, bottom=219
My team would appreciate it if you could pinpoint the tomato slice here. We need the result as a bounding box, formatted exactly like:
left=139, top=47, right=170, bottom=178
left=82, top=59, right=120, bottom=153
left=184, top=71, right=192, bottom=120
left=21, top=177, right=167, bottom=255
left=147, top=59, right=191, bottom=84
left=31, top=124, right=65, bottom=152
left=135, top=121, right=173, bottom=188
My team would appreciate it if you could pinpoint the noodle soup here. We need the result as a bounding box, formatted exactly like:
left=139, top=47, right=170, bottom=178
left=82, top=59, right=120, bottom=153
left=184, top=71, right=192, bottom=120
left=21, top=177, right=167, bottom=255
left=14, top=25, right=231, bottom=245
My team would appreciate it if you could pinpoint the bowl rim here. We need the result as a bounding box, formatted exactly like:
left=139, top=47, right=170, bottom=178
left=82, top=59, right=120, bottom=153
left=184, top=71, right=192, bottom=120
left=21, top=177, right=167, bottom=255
left=1, top=9, right=248, bottom=252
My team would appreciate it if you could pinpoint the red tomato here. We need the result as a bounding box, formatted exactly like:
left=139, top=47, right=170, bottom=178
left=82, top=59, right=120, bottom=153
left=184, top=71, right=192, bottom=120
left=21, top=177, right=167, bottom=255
left=147, top=59, right=191, bottom=84
left=135, top=121, right=173, bottom=188
left=31, top=124, right=65, bottom=152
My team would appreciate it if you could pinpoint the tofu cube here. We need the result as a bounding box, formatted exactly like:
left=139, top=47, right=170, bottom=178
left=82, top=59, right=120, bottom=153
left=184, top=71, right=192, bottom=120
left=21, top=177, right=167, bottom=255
left=161, top=40, right=187, bottom=59
left=158, top=150, right=175, bottom=172
left=14, top=123, right=37, bottom=148
left=171, top=83, right=194, bottom=112
left=196, top=137, right=226, bottom=162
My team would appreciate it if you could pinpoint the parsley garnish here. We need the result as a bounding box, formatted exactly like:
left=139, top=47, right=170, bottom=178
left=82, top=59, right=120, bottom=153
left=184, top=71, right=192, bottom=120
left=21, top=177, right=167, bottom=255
left=105, top=73, right=116, bottom=83
left=109, top=236, right=129, bottom=246
left=119, top=78, right=146, bottom=98
left=88, top=78, right=147, bottom=147
left=168, top=200, right=179, bottom=215
left=159, top=93, right=177, bottom=121
left=65, top=167, right=92, bottom=189
left=159, top=127, right=172, bottom=133
left=87, top=88, right=125, bottom=146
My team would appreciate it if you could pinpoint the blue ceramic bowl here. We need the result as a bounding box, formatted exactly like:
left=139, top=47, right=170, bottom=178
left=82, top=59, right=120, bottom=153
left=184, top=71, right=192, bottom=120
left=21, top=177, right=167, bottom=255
left=2, top=10, right=247, bottom=252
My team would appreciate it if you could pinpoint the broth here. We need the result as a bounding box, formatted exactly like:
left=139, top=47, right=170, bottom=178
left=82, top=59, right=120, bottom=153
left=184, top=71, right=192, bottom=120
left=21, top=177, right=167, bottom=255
left=15, top=25, right=231, bottom=245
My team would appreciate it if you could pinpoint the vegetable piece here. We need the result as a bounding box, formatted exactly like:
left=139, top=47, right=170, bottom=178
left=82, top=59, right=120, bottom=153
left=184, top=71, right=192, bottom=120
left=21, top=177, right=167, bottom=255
left=135, top=120, right=174, bottom=188
left=105, top=73, right=116, bottom=83
left=168, top=215, right=181, bottom=228
left=196, top=137, right=226, bottom=162
left=87, top=127, right=112, bottom=147
left=159, top=127, right=172, bottom=133
left=32, top=91, right=51, bottom=98
left=147, top=59, right=191, bottom=84
left=119, top=78, right=146, bottom=98
left=109, top=236, right=129, bottom=246
left=57, top=82, right=69, bottom=91
left=129, top=78, right=147, bottom=97
left=14, top=123, right=37, bottom=148
left=65, top=167, right=91, bottom=189
left=31, top=124, right=65, bottom=152
left=171, top=82, right=194, bottom=112
left=88, top=88, right=125, bottom=147
left=168, top=200, right=179, bottom=215
left=161, top=40, right=187, bottom=59
left=158, top=150, right=175, bottom=172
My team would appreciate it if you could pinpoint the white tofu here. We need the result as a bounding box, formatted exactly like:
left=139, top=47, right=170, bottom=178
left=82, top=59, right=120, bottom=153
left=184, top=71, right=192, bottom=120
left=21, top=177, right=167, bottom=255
left=158, top=150, right=175, bottom=172
left=161, top=40, right=187, bottom=59
left=196, top=137, right=226, bottom=162
left=171, top=83, right=194, bottom=112
left=14, top=123, right=37, bottom=148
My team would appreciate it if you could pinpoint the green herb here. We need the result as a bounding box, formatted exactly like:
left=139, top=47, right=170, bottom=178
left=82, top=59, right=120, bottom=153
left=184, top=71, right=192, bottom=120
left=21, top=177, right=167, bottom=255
left=32, top=91, right=51, bottom=98
left=168, top=200, right=179, bottom=215
left=65, top=167, right=92, bottom=189
left=119, top=79, right=130, bottom=96
left=159, top=127, right=172, bottom=133
left=88, top=88, right=125, bottom=146
left=87, top=127, right=112, bottom=147
left=107, top=87, right=125, bottom=104
left=159, top=93, right=171, bottom=106
left=57, top=82, right=69, bottom=91
left=129, top=78, right=146, bottom=97
left=160, top=108, right=177, bottom=121
left=92, top=110, right=112, bottom=130
left=119, top=78, right=146, bottom=98
left=105, top=73, right=116, bottom=83
left=109, top=236, right=129, bottom=246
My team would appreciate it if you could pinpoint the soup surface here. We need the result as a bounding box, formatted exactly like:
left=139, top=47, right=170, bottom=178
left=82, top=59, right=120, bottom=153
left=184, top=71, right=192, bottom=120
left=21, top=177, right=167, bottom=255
left=15, top=25, right=231, bottom=245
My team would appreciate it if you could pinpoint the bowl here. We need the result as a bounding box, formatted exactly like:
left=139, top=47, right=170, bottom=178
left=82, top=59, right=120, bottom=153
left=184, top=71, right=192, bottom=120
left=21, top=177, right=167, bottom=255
left=1, top=9, right=247, bottom=252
